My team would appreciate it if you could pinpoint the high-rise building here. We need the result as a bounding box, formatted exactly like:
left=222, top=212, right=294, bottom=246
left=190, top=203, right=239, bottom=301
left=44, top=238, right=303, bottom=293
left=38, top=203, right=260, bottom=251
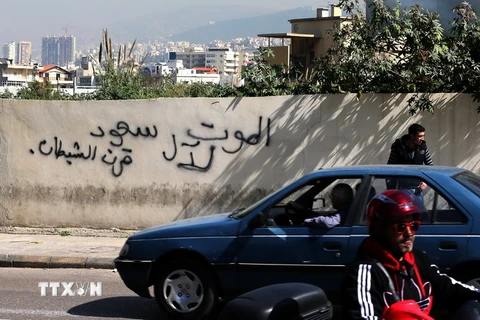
left=41, top=35, right=76, bottom=67
left=16, top=41, right=32, bottom=65
left=1, top=42, right=16, bottom=61
left=58, top=35, right=75, bottom=67
left=42, top=36, right=59, bottom=65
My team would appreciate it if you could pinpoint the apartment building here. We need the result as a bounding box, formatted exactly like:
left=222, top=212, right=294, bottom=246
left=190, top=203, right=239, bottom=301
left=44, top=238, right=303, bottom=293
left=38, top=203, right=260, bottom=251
left=143, top=60, right=184, bottom=78
left=174, top=69, right=220, bottom=85
left=16, top=41, right=32, bottom=65
left=58, top=35, right=76, bottom=67
left=39, top=65, right=74, bottom=89
left=1, top=42, right=16, bottom=61
left=206, top=48, right=240, bottom=76
left=0, top=58, right=75, bottom=90
left=42, top=35, right=76, bottom=67
left=258, top=4, right=349, bottom=71
left=0, top=58, right=37, bottom=87
left=172, top=47, right=206, bottom=69
left=42, top=36, right=59, bottom=65
left=171, top=47, right=249, bottom=78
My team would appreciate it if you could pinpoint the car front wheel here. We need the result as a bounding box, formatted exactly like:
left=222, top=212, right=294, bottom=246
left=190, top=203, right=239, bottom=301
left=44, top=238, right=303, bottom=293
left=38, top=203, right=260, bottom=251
left=154, top=258, right=218, bottom=320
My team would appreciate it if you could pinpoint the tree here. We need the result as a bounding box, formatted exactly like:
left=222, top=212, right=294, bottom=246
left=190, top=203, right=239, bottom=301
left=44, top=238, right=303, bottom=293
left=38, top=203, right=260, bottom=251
left=239, top=47, right=292, bottom=97
left=15, top=80, right=67, bottom=100
left=309, top=0, right=480, bottom=113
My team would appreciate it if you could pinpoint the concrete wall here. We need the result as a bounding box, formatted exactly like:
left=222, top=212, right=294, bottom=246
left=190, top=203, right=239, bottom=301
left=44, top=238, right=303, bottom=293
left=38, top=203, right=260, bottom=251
left=0, top=93, right=479, bottom=229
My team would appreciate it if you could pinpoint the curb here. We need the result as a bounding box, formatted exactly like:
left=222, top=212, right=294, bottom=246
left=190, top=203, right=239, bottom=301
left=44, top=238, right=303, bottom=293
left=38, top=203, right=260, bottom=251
left=0, top=254, right=114, bottom=269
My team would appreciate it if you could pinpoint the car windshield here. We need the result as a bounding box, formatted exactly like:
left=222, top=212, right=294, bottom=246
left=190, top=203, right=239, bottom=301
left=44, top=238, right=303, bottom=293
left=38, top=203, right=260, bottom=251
left=276, top=182, right=318, bottom=205
left=453, top=170, right=480, bottom=198
left=229, top=187, right=283, bottom=219
left=229, top=180, right=320, bottom=219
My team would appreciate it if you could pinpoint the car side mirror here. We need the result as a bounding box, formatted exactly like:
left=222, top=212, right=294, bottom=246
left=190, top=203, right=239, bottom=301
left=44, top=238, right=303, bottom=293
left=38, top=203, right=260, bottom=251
left=313, top=197, right=326, bottom=210
left=248, top=212, right=267, bottom=229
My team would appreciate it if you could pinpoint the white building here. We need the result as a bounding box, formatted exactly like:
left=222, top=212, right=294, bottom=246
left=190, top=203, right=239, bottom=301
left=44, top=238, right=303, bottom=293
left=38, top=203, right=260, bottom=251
left=143, top=60, right=184, bottom=78
left=172, top=47, right=249, bottom=81
left=0, top=59, right=38, bottom=95
left=173, top=47, right=206, bottom=69
left=16, top=41, right=32, bottom=65
left=173, top=69, right=220, bottom=85
left=0, top=60, right=93, bottom=96
left=1, top=42, right=16, bottom=61
left=206, top=48, right=240, bottom=76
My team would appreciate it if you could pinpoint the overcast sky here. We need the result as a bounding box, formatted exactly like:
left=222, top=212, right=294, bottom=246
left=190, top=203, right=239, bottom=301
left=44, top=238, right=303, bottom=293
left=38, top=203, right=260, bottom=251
left=3, top=0, right=477, bottom=46
left=0, top=0, right=323, bottom=45
left=7, top=0, right=469, bottom=52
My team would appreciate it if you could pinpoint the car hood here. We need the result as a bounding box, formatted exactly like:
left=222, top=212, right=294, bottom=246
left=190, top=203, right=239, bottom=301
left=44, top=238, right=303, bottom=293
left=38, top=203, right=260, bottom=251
left=128, top=212, right=240, bottom=240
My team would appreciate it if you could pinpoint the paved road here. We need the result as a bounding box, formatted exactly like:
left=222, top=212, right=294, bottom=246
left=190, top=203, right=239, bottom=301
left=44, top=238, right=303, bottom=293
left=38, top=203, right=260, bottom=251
left=0, top=268, right=449, bottom=320
left=0, top=268, right=162, bottom=319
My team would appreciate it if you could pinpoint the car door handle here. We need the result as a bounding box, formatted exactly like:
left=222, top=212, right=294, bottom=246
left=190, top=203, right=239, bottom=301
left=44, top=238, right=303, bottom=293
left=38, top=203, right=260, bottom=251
left=324, top=241, right=342, bottom=250
left=439, top=241, right=457, bottom=250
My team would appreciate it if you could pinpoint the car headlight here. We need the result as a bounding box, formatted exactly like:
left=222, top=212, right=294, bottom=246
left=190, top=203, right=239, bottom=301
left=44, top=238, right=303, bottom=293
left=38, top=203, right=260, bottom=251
left=119, top=243, right=129, bottom=257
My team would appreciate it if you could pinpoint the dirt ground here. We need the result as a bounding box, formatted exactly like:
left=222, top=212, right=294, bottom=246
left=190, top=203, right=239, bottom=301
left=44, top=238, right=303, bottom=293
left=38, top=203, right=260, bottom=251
left=0, top=226, right=139, bottom=238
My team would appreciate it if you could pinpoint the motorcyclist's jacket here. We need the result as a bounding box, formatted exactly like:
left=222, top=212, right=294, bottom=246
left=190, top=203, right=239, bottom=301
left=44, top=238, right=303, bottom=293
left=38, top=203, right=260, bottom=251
left=341, top=237, right=480, bottom=319
left=387, top=134, right=433, bottom=166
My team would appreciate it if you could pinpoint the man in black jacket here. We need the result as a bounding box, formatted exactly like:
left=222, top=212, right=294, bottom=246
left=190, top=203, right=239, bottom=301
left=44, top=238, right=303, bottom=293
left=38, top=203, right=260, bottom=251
left=387, top=124, right=433, bottom=201
left=341, top=190, right=480, bottom=319
left=387, top=123, right=433, bottom=166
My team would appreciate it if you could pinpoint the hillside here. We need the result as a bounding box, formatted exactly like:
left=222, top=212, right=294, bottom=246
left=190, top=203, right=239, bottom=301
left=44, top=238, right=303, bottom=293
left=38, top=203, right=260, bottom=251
left=169, top=7, right=317, bottom=43
left=97, top=5, right=280, bottom=44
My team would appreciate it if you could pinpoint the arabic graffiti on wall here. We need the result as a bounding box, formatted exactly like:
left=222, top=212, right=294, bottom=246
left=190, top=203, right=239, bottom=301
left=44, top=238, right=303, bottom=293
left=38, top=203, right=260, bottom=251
left=29, top=117, right=272, bottom=178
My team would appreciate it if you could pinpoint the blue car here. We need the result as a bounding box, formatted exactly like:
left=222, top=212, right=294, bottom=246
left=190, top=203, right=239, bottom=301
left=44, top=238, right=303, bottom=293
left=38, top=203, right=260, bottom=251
left=114, top=165, right=480, bottom=320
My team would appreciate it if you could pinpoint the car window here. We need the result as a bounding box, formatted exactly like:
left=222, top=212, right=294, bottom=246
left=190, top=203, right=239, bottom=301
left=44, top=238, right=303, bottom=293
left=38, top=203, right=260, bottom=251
left=263, top=177, right=362, bottom=227
left=357, top=175, right=467, bottom=226
left=277, top=182, right=319, bottom=206
left=453, top=170, right=480, bottom=198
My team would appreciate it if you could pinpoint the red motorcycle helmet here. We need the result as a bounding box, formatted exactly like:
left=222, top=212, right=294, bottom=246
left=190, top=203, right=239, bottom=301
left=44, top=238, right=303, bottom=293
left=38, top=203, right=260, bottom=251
left=383, top=300, right=434, bottom=320
left=367, top=189, right=427, bottom=231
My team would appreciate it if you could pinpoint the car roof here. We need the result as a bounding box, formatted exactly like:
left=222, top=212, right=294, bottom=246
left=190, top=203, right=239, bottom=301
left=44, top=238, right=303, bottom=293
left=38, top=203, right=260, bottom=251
left=309, top=165, right=466, bottom=176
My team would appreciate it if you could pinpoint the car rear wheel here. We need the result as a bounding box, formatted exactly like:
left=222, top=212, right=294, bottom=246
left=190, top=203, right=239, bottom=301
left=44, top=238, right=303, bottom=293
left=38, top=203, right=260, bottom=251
left=154, top=258, right=218, bottom=320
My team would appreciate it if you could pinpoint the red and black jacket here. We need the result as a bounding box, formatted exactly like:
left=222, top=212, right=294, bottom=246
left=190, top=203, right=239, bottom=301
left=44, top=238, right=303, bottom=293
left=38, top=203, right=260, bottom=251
left=341, top=237, right=480, bottom=319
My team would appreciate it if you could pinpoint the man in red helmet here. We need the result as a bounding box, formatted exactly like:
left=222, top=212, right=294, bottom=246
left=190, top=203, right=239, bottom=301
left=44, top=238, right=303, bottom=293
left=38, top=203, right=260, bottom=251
left=341, top=189, right=480, bottom=320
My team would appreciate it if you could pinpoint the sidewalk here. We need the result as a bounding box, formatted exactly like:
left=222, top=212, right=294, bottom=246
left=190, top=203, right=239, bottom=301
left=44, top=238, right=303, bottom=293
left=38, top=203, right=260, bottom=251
left=0, top=230, right=130, bottom=270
